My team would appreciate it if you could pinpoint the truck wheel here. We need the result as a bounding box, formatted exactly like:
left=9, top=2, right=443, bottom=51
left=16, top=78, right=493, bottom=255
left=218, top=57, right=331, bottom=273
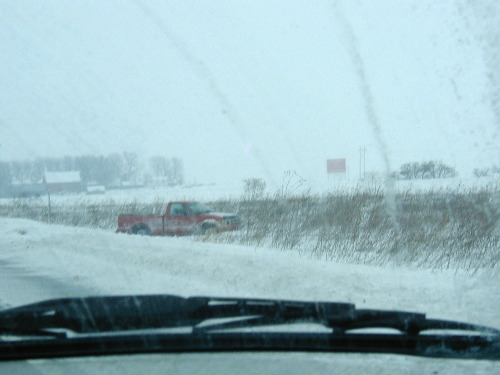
left=202, top=224, right=217, bottom=235
left=133, top=225, right=151, bottom=236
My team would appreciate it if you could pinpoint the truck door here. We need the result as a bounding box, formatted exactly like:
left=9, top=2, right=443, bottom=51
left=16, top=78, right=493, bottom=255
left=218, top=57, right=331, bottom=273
left=164, top=203, right=196, bottom=235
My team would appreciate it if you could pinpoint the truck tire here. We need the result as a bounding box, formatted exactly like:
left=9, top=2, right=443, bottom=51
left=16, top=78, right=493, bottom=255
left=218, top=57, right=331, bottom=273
left=132, top=225, right=151, bottom=236
left=202, top=223, right=217, bottom=235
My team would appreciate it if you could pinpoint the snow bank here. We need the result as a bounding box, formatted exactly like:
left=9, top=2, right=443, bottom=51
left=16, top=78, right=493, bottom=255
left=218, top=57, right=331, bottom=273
left=0, top=218, right=498, bottom=329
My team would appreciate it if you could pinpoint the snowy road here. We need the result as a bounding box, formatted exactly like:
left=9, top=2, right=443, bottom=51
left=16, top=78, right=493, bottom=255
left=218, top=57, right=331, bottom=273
left=0, top=260, right=94, bottom=309
left=0, top=218, right=498, bottom=329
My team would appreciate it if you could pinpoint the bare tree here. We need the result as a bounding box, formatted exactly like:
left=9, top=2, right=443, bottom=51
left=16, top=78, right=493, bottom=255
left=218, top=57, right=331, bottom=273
left=150, top=156, right=170, bottom=178
left=243, top=178, right=266, bottom=200
left=171, top=157, right=183, bottom=185
left=121, top=152, right=140, bottom=184
left=149, top=156, right=183, bottom=186
left=398, top=161, right=457, bottom=180
left=0, top=162, right=12, bottom=188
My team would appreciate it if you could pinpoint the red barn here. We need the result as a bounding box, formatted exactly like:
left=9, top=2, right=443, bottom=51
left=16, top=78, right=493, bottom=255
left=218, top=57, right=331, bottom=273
left=43, top=171, right=84, bottom=194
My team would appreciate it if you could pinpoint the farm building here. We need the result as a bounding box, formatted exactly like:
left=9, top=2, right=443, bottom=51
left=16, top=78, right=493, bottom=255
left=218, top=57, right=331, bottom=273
left=43, top=171, right=84, bottom=194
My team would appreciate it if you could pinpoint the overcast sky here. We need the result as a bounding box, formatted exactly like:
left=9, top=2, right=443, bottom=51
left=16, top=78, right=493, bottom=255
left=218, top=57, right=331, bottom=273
left=0, top=0, right=498, bottom=185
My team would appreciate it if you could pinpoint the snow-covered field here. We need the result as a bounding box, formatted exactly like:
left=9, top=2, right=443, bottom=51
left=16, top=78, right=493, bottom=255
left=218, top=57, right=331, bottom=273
left=1, top=217, right=498, bottom=330
left=1, top=178, right=497, bottom=274
left=2, top=176, right=496, bottom=207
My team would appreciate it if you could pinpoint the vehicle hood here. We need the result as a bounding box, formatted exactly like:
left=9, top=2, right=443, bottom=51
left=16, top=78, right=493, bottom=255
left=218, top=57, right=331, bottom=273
left=4, top=353, right=495, bottom=375
left=206, top=212, right=238, bottom=218
left=193, top=212, right=237, bottom=220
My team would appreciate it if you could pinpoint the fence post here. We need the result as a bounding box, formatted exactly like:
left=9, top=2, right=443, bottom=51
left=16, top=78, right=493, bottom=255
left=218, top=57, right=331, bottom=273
left=47, top=192, right=51, bottom=224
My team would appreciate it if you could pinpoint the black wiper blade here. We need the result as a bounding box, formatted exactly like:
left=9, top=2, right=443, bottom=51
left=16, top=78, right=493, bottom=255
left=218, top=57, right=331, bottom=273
left=0, top=295, right=354, bottom=337
left=0, top=295, right=207, bottom=337
left=1, top=295, right=497, bottom=336
left=1, top=295, right=498, bottom=360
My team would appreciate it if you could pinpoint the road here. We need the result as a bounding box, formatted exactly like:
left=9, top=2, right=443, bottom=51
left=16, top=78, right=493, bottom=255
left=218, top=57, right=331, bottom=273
left=0, top=259, right=95, bottom=309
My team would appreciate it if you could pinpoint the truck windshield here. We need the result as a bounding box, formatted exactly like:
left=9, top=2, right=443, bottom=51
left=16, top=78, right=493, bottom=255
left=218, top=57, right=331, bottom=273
left=188, top=202, right=212, bottom=215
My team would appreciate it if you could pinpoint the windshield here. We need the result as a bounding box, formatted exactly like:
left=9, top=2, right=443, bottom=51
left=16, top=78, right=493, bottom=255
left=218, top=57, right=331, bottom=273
left=0, top=0, right=498, bottom=371
left=187, top=202, right=212, bottom=215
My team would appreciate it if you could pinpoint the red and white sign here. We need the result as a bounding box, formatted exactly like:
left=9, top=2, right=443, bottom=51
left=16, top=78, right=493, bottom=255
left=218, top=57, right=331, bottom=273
left=326, top=158, right=346, bottom=174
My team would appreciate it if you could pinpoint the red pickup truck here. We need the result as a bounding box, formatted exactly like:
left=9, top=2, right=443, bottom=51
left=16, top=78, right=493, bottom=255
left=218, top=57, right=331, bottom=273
left=116, top=201, right=242, bottom=236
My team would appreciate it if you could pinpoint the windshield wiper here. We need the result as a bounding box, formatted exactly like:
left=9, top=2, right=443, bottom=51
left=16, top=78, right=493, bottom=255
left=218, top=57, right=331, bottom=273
left=0, top=295, right=498, bottom=360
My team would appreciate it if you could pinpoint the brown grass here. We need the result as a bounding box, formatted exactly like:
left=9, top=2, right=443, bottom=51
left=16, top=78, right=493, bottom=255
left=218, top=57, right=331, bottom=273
left=0, top=188, right=497, bottom=271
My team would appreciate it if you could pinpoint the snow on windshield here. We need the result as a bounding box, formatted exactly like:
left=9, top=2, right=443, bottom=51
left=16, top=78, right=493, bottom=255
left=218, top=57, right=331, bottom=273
left=0, top=2, right=498, bottom=365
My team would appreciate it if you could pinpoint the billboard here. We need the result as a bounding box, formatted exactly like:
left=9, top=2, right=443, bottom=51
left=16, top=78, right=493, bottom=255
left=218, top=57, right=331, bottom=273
left=326, top=158, right=346, bottom=174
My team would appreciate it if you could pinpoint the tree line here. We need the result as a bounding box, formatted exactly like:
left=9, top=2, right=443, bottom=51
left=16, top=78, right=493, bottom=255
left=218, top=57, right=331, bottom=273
left=394, top=160, right=457, bottom=180
left=0, top=153, right=183, bottom=188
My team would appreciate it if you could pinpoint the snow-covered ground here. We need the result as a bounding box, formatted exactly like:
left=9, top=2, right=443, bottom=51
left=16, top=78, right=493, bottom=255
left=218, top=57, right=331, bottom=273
left=2, top=176, right=497, bottom=207
left=1, top=217, right=498, bottom=330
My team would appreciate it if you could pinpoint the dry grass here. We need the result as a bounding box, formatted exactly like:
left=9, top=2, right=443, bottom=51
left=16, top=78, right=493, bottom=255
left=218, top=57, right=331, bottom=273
left=208, top=188, right=498, bottom=271
left=0, top=188, right=498, bottom=271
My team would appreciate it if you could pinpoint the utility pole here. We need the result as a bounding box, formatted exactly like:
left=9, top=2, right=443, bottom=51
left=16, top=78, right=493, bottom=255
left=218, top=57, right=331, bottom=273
left=359, top=146, right=366, bottom=180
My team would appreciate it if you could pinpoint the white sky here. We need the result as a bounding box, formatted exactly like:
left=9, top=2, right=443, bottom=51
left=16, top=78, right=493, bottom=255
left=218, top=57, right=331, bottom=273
left=0, top=0, right=498, bottom=185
